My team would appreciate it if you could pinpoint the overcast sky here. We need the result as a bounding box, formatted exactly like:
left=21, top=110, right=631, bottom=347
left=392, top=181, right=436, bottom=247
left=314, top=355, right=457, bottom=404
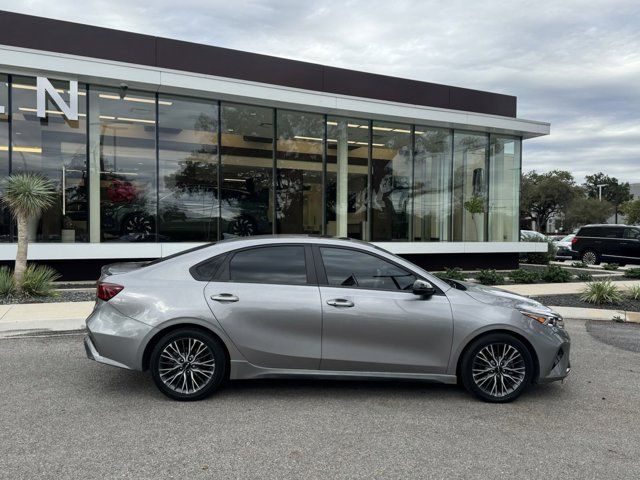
left=4, top=0, right=640, bottom=183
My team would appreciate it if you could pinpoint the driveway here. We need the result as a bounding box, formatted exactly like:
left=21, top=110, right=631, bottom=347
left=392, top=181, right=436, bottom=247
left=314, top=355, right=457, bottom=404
left=0, top=319, right=639, bottom=479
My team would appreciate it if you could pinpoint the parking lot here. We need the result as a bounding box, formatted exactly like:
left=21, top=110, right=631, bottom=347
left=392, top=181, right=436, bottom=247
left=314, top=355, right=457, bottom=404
left=1, top=319, right=639, bottom=479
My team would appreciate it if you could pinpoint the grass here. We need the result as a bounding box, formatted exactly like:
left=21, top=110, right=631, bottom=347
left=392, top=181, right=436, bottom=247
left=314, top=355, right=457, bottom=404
left=434, top=267, right=466, bottom=281
left=476, top=269, right=505, bottom=285
left=0, top=266, right=16, bottom=297
left=626, top=284, right=640, bottom=301
left=540, top=265, right=573, bottom=283
left=508, top=268, right=540, bottom=284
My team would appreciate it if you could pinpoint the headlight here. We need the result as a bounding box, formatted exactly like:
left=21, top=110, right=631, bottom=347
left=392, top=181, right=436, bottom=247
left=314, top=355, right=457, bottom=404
left=518, top=306, right=564, bottom=328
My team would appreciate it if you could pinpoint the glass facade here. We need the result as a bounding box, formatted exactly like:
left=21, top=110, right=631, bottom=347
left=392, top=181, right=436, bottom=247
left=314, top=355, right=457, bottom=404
left=0, top=73, right=522, bottom=245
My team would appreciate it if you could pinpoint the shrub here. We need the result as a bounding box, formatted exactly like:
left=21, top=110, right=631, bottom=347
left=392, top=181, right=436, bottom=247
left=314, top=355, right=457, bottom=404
left=580, top=280, right=622, bottom=305
left=525, top=239, right=557, bottom=265
left=508, top=268, right=540, bottom=284
left=434, top=267, right=466, bottom=281
left=0, top=266, right=16, bottom=297
left=603, top=263, right=619, bottom=271
left=575, top=271, right=593, bottom=282
left=540, top=265, right=572, bottom=283
left=21, top=264, right=60, bottom=297
left=627, top=285, right=640, bottom=301
left=623, top=268, right=640, bottom=279
left=476, top=269, right=505, bottom=285
left=571, top=261, right=587, bottom=269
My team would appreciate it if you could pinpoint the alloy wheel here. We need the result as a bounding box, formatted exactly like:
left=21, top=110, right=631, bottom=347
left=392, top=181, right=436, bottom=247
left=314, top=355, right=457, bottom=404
left=471, top=343, right=526, bottom=398
left=231, top=217, right=255, bottom=236
left=158, top=338, right=216, bottom=394
left=582, top=251, right=597, bottom=265
left=124, top=214, right=152, bottom=236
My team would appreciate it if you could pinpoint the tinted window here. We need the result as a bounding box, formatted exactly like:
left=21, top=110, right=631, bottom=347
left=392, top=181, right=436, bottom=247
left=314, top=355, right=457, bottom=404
left=601, top=227, right=623, bottom=238
left=320, top=247, right=415, bottom=291
left=624, top=228, right=640, bottom=240
left=229, top=246, right=307, bottom=284
left=579, top=227, right=602, bottom=237
left=191, top=254, right=226, bottom=281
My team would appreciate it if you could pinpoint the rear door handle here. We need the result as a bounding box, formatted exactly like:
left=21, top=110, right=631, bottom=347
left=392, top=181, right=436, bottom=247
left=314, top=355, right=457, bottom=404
left=211, top=293, right=239, bottom=302
left=326, top=298, right=354, bottom=307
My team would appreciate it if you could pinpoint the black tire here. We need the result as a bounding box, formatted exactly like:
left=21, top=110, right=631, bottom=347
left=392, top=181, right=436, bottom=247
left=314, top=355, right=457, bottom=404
left=460, top=333, right=534, bottom=403
left=581, top=249, right=600, bottom=266
left=150, top=328, right=227, bottom=401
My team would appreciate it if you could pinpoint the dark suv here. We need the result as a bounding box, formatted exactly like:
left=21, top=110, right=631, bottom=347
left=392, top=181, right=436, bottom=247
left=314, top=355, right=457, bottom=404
left=571, top=224, right=640, bottom=265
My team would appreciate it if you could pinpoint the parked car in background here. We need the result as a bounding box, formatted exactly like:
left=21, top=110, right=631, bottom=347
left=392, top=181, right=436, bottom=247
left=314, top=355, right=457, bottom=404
left=520, top=230, right=548, bottom=242
left=571, top=224, right=640, bottom=265
left=85, top=236, right=570, bottom=403
left=553, top=234, right=575, bottom=261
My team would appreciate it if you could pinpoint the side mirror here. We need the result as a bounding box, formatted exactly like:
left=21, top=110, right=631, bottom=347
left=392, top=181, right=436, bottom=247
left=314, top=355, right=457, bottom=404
left=412, top=279, right=436, bottom=297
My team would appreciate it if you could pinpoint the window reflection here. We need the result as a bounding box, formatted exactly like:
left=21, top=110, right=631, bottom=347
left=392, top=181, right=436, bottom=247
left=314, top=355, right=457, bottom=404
left=89, top=87, right=156, bottom=242
left=326, top=117, right=369, bottom=240
left=11, top=76, right=88, bottom=242
left=158, top=95, right=218, bottom=241
left=371, top=121, right=412, bottom=241
left=413, top=128, right=452, bottom=241
left=276, top=110, right=323, bottom=234
left=489, top=135, right=520, bottom=242
left=220, top=103, right=273, bottom=237
left=452, top=132, right=488, bottom=241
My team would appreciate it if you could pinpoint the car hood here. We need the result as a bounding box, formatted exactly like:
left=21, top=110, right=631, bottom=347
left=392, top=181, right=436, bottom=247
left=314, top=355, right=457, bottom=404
left=457, top=281, right=551, bottom=311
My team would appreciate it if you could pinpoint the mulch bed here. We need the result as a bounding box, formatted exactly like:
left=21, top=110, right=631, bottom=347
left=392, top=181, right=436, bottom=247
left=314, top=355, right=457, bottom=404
left=532, top=293, right=640, bottom=312
left=0, top=289, right=95, bottom=305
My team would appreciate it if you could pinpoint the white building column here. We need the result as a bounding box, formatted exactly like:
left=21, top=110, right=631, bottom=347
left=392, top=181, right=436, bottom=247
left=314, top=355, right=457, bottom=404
left=336, top=118, right=349, bottom=238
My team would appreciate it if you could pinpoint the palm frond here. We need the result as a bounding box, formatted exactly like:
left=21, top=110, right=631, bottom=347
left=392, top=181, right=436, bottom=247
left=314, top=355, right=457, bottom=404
left=1, top=173, right=57, bottom=218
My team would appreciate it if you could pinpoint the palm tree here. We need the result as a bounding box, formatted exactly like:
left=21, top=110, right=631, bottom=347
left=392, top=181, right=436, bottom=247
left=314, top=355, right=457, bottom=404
left=1, top=173, right=56, bottom=292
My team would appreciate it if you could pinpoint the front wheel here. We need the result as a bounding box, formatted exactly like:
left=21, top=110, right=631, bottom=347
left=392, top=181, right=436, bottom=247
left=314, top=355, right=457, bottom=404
left=150, top=329, right=227, bottom=401
left=460, top=333, right=534, bottom=403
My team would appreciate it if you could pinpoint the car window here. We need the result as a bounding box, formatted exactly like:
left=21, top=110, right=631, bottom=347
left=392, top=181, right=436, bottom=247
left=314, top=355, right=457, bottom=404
left=320, top=247, right=416, bottom=291
left=560, top=234, right=574, bottom=242
left=601, top=227, right=623, bottom=238
left=624, top=228, right=640, bottom=240
left=229, top=246, right=307, bottom=285
left=191, top=254, right=226, bottom=281
left=579, top=227, right=602, bottom=237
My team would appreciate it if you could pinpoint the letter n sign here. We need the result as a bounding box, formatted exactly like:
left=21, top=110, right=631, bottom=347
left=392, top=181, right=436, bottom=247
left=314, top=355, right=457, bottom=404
left=37, top=77, right=78, bottom=121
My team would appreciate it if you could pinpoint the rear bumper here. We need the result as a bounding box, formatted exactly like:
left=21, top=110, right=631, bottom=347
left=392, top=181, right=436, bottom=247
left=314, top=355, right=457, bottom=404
left=84, top=302, right=153, bottom=370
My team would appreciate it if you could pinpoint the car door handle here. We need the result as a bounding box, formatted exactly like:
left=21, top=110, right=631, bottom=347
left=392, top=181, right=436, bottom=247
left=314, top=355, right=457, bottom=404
left=326, top=298, right=354, bottom=307
left=211, top=294, right=239, bottom=302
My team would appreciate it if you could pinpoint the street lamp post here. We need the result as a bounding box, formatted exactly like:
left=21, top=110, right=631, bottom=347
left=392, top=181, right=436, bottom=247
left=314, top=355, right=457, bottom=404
left=596, top=184, right=607, bottom=201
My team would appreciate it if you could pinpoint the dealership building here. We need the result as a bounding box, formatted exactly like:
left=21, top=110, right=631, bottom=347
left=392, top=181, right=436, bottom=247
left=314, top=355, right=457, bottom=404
left=0, top=11, right=548, bottom=278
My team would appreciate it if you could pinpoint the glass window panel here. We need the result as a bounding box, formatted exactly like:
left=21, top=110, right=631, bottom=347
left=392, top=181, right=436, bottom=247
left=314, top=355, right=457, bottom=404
left=488, top=135, right=520, bottom=242
left=0, top=74, right=10, bottom=242
left=452, top=131, right=488, bottom=242
left=326, top=117, right=369, bottom=240
left=371, top=121, right=412, bottom=241
left=89, top=87, right=156, bottom=242
left=320, top=247, right=415, bottom=290
left=276, top=110, right=323, bottom=234
left=220, top=103, right=273, bottom=238
left=11, top=76, right=88, bottom=242
left=229, top=246, right=307, bottom=284
left=158, top=95, right=218, bottom=242
left=413, top=127, right=452, bottom=242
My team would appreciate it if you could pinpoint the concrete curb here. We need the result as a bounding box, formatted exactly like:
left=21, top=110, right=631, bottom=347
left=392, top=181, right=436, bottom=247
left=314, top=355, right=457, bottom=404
left=496, top=280, right=640, bottom=296
left=550, top=306, right=640, bottom=323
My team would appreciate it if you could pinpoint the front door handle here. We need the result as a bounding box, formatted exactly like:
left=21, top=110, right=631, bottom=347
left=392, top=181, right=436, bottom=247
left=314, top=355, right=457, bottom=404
left=211, top=293, right=239, bottom=302
left=326, top=298, right=354, bottom=307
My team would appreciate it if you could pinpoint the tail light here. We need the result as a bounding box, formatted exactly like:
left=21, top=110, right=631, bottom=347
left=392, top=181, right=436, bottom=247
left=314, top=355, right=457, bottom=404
left=97, top=282, right=124, bottom=301
left=571, top=237, right=578, bottom=245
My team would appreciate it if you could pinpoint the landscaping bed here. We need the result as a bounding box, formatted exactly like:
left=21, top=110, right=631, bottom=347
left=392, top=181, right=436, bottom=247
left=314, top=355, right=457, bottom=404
left=532, top=294, right=640, bottom=312
left=0, top=289, right=95, bottom=305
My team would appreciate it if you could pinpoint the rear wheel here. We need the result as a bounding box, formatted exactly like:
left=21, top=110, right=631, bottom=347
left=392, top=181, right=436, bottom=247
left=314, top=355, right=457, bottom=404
left=150, top=329, right=227, bottom=401
left=581, top=249, right=600, bottom=265
left=461, top=333, right=534, bottom=403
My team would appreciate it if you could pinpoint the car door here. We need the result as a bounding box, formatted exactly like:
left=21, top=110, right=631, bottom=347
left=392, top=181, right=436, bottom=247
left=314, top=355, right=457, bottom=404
left=601, top=227, right=624, bottom=260
left=622, top=227, right=640, bottom=260
left=315, top=245, right=454, bottom=374
left=204, top=244, right=322, bottom=369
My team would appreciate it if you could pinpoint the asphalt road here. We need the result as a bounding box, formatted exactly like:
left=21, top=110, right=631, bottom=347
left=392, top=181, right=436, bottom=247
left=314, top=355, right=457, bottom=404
left=1, top=319, right=639, bottom=479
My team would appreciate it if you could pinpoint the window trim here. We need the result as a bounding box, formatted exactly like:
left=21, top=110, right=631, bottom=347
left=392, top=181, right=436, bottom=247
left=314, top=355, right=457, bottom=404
left=215, top=243, right=317, bottom=286
left=312, top=244, right=440, bottom=294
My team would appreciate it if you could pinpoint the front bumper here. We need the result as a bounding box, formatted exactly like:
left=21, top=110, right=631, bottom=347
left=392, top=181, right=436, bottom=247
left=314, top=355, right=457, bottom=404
left=84, top=301, right=153, bottom=370
left=535, top=325, right=571, bottom=383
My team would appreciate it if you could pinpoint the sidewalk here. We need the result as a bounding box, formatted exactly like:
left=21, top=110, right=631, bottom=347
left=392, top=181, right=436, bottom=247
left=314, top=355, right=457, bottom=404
left=0, top=301, right=93, bottom=335
left=497, top=280, right=640, bottom=296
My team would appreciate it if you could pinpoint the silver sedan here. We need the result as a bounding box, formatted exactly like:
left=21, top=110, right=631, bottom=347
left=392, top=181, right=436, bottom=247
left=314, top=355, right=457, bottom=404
left=84, top=236, right=571, bottom=403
